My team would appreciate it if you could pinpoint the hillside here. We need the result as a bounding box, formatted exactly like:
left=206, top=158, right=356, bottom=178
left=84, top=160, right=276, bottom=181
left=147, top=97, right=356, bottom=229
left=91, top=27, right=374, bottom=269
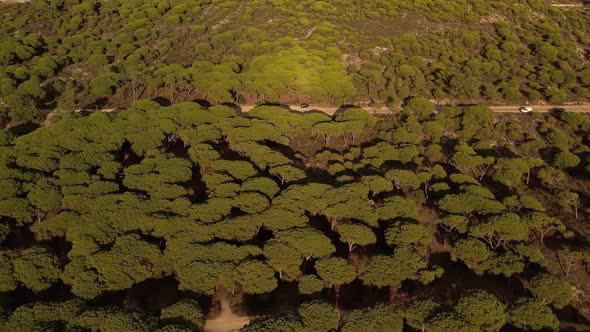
left=0, top=0, right=589, bottom=123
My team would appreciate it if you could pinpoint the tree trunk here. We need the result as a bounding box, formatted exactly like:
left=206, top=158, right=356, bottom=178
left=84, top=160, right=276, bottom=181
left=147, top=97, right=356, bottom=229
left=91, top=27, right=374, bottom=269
left=184, top=88, right=194, bottom=101
left=334, top=285, right=341, bottom=307
left=330, top=217, right=338, bottom=230
left=389, top=286, right=396, bottom=303
left=565, top=256, right=578, bottom=277
left=131, top=81, right=137, bottom=101
left=348, top=242, right=356, bottom=252
left=138, top=86, right=147, bottom=99
left=526, top=168, right=531, bottom=185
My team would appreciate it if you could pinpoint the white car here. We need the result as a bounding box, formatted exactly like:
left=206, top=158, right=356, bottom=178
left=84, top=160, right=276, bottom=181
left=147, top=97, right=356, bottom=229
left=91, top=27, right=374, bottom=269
left=519, top=107, right=533, bottom=113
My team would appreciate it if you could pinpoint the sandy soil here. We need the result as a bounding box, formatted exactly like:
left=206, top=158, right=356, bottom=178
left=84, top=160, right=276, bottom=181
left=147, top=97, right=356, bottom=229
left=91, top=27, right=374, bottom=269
left=203, top=297, right=254, bottom=332
left=242, top=104, right=590, bottom=115
left=27, top=104, right=589, bottom=128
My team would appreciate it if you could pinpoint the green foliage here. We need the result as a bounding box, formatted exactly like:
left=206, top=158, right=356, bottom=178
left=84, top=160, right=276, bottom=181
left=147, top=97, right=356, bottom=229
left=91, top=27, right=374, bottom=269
left=27, top=178, right=63, bottom=213
left=315, top=256, right=356, bottom=287
left=552, top=150, right=580, bottom=169
left=406, top=97, right=435, bottom=119
left=455, top=290, right=507, bottom=332
left=298, top=301, right=339, bottom=332
left=0, top=53, right=589, bottom=328
left=241, top=313, right=303, bottom=332
left=437, top=185, right=504, bottom=216
left=461, top=106, right=494, bottom=139
left=236, top=260, right=278, bottom=294
left=377, top=196, right=419, bottom=221
left=67, top=307, right=155, bottom=331
left=508, top=297, right=559, bottom=331
left=63, top=234, right=171, bottom=299
left=0, top=249, right=17, bottom=292
left=524, top=212, right=566, bottom=243
left=264, top=239, right=303, bottom=281
left=451, top=237, right=492, bottom=273
left=298, top=275, right=325, bottom=294
left=404, top=298, right=441, bottom=332
left=274, top=228, right=335, bottom=260
left=4, top=299, right=85, bottom=331
left=436, top=215, right=468, bottom=233
left=426, top=311, right=477, bottom=332
left=526, top=272, right=573, bottom=309
left=480, top=252, right=525, bottom=277
left=385, top=221, right=431, bottom=255
left=470, top=213, right=529, bottom=248
left=385, top=169, right=421, bottom=190
left=13, top=246, right=61, bottom=292
left=491, top=158, right=529, bottom=188
left=337, top=223, right=376, bottom=251
left=359, top=246, right=442, bottom=290
left=160, top=299, right=204, bottom=330
left=341, top=303, right=403, bottom=332
left=211, top=160, right=258, bottom=180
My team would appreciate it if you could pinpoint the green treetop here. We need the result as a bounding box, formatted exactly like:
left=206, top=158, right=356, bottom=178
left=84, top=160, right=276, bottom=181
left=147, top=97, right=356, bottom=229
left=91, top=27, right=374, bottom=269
left=507, top=297, right=559, bottom=331
left=454, top=290, right=507, bottom=332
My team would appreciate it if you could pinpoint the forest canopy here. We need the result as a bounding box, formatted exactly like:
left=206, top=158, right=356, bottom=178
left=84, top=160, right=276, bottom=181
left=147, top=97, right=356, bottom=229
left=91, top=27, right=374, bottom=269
left=1, top=0, right=590, bottom=330
left=0, top=100, right=589, bottom=330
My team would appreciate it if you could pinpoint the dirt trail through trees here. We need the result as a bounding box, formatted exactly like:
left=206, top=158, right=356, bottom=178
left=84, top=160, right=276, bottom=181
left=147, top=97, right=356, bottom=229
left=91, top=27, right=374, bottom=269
left=240, top=104, right=590, bottom=115
left=40, top=104, right=590, bottom=120
left=203, top=297, right=253, bottom=332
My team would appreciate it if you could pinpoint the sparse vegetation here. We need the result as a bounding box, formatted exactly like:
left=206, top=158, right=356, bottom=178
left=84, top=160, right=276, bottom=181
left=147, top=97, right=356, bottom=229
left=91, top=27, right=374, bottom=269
left=0, top=0, right=590, bottom=123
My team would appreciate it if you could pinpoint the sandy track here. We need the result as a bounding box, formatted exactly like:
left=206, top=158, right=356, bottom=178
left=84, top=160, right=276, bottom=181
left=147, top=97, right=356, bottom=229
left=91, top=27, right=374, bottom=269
left=489, top=105, right=589, bottom=113
left=37, top=104, right=590, bottom=121
left=241, top=104, right=590, bottom=115
left=203, top=297, right=253, bottom=332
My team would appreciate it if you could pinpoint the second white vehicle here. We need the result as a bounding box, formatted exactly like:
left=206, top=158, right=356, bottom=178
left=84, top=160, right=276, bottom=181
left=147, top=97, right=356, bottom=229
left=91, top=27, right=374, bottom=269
left=519, top=107, right=533, bottom=113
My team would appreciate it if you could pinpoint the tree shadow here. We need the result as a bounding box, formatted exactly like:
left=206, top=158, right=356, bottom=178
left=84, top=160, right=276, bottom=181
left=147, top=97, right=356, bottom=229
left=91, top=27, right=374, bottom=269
left=7, top=122, right=40, bottom=136
left=151, top=96, right=172, bottom=107
left=288, top=109, right=333, bottom=119
left=221, top=102, right=242, bottom=113
left=332, top=104, right=362, bottom=117
left=82, top=97, right=109, bottom=110
left=338, top=279, right=389, bottom=310
left=402, top=252, right=528, bottom=304
left=192, top=99, right=212, bottom=109
left=241, top=280, right=300, bottom=316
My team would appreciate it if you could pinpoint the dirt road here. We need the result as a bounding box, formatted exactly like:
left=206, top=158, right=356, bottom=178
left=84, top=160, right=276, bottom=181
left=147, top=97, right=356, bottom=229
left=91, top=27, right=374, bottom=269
left=203, top=297, right=253, bottom=332
left=38, top=104, right=590, bottom=120
left=241, top=104, right=590, bottom=115
left=490, top=105, right=589, bottom=113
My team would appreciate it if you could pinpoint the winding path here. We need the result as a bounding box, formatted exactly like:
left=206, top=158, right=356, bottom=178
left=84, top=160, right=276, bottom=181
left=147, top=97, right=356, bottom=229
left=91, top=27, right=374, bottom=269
left=241, top=104, right=589, bottom=115
left=203, top=297, right=254, bottom=332
left=38, top=104, right=590, bottom=120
